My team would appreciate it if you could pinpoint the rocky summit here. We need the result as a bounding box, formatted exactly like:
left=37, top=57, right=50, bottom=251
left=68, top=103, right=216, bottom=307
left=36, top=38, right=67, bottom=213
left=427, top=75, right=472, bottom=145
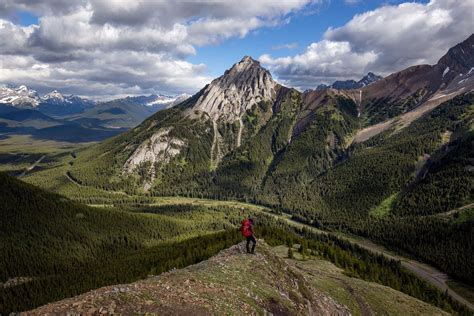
left=191, top=56, right=277, bottom=122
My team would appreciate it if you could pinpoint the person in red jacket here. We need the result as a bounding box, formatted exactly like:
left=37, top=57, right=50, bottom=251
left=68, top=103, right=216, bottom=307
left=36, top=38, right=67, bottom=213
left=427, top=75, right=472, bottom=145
left=241, top=217, right=256, bottom=254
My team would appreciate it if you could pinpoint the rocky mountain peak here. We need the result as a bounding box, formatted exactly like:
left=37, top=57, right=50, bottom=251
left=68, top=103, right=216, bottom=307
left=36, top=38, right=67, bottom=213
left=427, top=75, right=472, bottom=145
left=43, top=90, right=66, bottom=102
left=0, top=85, right=40, bottom=107
left=359, top=72, right=383, bottom=86
left=191, top=55, right=277, bottom=121
left=438, top=34, right=474, bottom=74
left=316, top=72, right=383, bottom=91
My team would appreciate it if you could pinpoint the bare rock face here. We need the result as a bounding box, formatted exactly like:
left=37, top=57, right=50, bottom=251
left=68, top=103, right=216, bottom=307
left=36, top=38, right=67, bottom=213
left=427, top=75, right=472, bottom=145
left=437, top=33, right=474, bottom=75
left=192, top=56, right=277, bottom=122
left=123, top=127, right=186, bottom=189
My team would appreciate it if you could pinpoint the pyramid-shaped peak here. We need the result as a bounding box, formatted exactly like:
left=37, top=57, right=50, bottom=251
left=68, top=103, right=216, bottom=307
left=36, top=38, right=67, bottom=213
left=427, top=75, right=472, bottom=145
left=225, top=55, right=266, bottom=76
left=240, top=55, right=259, bottom=64
left=191, top=56, right=276, bottom=122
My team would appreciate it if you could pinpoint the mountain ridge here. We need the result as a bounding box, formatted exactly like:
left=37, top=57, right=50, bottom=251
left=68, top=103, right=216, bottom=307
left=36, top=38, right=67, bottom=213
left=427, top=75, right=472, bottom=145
left=26, top=241, right=448, bottom=315
left=67, top=34, right=473, bottom=190
left=316, top=72, right=383, bottom=90
left=19, top=35, right=474, bottom=303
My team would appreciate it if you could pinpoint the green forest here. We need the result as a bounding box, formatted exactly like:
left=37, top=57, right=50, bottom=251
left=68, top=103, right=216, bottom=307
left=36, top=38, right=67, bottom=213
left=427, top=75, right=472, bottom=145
left=0, top=172, right=471, bottom=314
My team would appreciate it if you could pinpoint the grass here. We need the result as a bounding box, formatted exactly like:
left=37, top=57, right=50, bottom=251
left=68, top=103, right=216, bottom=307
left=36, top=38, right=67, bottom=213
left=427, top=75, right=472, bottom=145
left=0, top=135, right=91, bottom=175
left=370, top=193, right=398, bottom=217
left=273, top=245, right=448, bottom=316
left=0, top=135, right=90, bottom=154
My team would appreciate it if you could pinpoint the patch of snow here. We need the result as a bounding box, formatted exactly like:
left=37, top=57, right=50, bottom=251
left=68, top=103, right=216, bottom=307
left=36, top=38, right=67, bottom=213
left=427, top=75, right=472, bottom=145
left=0, top=85, right=40, bottom=107
left=442, top=66, right=450, bottom=78
left=146, top=93, right=190, bottom=108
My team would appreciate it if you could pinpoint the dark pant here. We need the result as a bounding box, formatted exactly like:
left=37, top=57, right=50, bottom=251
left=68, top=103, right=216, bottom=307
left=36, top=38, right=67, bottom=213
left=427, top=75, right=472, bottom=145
left=246, top=235, right=256, bottom=253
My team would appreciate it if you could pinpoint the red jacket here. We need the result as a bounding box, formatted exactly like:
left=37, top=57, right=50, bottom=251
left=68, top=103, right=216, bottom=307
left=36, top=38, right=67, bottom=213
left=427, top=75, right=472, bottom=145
left=241, top=219, right=253, bottom=237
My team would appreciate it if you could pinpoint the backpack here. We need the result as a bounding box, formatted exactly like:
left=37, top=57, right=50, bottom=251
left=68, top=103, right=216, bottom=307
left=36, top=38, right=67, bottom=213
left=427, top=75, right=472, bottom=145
left=241, top=219, right=252, bottom=237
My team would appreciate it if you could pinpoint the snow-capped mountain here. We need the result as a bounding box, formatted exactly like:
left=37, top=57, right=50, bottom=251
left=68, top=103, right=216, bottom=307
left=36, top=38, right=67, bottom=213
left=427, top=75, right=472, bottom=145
left=0, top=85, right=41, bottom=108
left=0, top=86, right=96, bottom=116
left=113, top=93, right=190, bottom=109
left=146, top=93, right=191, bottom=108
left=39, top=91, right=95, bottom=117
left=41, top=90, right=67, bottom=104
left=40, top=90, right=95, bottom=108
left=316, top=72, right=383, bottom=91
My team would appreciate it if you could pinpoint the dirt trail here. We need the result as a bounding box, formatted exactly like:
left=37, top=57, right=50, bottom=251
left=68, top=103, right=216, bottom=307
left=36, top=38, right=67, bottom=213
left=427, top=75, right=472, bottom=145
left=435, top=203, right=474, bottom=217
left=341, top=280, right=374, bottom=316
left=19, top=155, right=45, bottom=177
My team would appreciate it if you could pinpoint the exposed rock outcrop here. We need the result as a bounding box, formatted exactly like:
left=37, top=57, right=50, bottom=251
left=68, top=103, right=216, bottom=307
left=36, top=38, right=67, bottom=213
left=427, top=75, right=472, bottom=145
left=123, top=127, right=186, bottom=189
left=191, top=56, right=277, bottom=122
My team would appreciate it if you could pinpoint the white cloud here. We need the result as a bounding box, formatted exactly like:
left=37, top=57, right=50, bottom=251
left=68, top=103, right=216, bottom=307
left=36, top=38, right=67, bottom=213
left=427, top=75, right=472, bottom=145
left=0, top=49, right=210, bottom=100
left=260, top=0, right=474, bottom=90
left=0, top=0, right=320, bottom=97
left=0, top=19, right=36, bottom=54
left=260, top=40, right=377, bottom=90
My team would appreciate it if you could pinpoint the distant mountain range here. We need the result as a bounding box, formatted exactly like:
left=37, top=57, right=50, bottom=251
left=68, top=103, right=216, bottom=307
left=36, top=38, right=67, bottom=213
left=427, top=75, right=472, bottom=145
left=0, top=86, right=190, bottom=142
left=315, top=72, right=383, bottom=91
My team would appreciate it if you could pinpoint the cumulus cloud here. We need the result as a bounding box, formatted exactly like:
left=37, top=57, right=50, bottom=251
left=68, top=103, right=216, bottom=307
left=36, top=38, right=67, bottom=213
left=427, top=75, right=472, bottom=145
left=260, top=40, right=377, bottom=89
left=0, top=50, right=209, bottom=99
left=260, top=0, right=474, bottom=90
left=0, top=0, right=320, bottom=98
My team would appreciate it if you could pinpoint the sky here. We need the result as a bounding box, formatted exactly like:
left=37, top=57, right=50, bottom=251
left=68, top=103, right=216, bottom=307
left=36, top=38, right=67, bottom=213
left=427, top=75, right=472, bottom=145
left=0, top=0, right=472, bottom=100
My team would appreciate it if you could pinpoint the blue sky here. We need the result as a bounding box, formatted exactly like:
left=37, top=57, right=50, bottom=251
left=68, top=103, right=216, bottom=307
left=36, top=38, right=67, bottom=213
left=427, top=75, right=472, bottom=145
left=0, top=0, right=470, bottom=98
left=187, top=0, right=430, bottom=78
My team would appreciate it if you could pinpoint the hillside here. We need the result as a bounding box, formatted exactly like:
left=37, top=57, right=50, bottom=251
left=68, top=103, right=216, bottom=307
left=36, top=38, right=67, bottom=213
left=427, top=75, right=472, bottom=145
left=0, top=172, right=248, bottom=313
left=28, top=242, right=447, bottom=315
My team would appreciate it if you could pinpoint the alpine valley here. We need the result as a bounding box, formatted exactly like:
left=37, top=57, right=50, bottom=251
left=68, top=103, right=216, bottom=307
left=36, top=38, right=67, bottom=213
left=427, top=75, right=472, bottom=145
left=1, top=26, right=473, bottom=316
left=0, top=85, right=189, bottom=142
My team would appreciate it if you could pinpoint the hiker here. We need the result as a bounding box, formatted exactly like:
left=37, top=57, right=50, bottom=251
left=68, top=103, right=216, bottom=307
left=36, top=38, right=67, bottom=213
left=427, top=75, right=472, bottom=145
left=241, top=217, right=256, bottom=254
